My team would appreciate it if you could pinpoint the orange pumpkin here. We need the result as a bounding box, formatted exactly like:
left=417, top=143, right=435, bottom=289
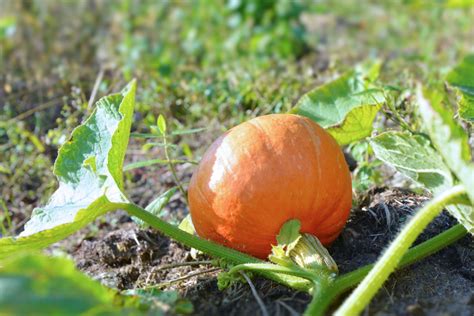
left=188, top=114, right=352, bottom=259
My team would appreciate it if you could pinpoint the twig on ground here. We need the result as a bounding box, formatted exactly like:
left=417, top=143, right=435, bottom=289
left=149, top=267, right=220, bottom=288
left=9, top=97, right=64, bottom=122
left=153, top=260, right=213, bottom=271
left=240, top=271, right=269, bottom=316
left=276, top=300, right=299, bottom=316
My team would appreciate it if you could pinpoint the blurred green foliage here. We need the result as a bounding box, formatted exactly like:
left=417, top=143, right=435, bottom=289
left=0, top=253, right=192, bottom=315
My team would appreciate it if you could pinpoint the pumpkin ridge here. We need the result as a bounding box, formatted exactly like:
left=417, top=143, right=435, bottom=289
left=315, top=183, right=352, bottom=234
left=299, top=117, right=324, bottom=219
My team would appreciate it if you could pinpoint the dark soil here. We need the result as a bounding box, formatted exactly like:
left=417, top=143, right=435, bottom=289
left=50, top=188, right=474, bottom=316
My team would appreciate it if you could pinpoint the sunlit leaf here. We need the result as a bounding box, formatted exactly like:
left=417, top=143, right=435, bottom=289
left=0, top=81, right=136, bottom=259
left=157, top=115, right=167, bottom=135
left=178, top=214, right=196, bottom=235
left=446, top=54, right=474, bottom=122
left=328, top=102, right=382, bottom=145
left=444, top=0, right=474, bottom=8
left=292, top=64, right=385, bottom=145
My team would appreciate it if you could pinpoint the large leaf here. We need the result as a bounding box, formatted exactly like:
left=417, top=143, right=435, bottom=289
left=291, top=65, right=385, bottom=145
left=0, top=253, right=189, bottom=315
left=371, top=130, right=473, bottom=235
left=0, top=81, right=136, bottom=259
left=446, top=54, right=474, bottom=122
left=0, top=253, right=129, bottom=315
left=417, top=88, right=474, bottom=234
left=370, top=132, right=453, bottom=194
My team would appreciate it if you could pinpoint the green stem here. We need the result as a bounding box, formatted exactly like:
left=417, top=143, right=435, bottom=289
left=304, top=279, right=332, bottom=316
left=228, top=263, right=318, bottom=282
left=335, top=185, right=466, bottom=316
left=118, top=203, right=312, bottom=291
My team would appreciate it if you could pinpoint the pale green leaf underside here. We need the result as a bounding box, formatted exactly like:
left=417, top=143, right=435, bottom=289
left=417, top=89, right=474, bottom=234
left=371, top=130, right=473, bottom=235
left=0, top=81, right=136, bottom=258
left=292, top=68, right=385, bottom=145
left=370, top=132, right=453, bottom=193
left=446, top=54, right=474, bottom=122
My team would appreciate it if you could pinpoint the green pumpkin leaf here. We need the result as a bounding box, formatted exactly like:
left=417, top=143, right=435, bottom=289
left=292, top=64, right=385, bottom=145
left=417, top=88, right=474, bottom=234
left=0, top=81, right=136, bottom=259
left=0, top=253, right=189, bottom=315
left=370, top=130, right=473, bottom=235
left=446, top=54, right=474, bottom=123
left=370, top=132, right=454, bottom=194
left=0, top=253, right=134, bottom=315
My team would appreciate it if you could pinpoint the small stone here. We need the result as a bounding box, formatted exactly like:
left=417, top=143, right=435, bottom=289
left=406, top=304, right=424, bottom=316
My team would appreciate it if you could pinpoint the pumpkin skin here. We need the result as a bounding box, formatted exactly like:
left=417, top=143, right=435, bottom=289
left=188, top=114, right=352, bottom=259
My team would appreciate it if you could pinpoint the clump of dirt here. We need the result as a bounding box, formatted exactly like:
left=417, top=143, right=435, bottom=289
left=58, top=188, right=473, bottom=315
left=68, top=220, right=202, bottom=290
